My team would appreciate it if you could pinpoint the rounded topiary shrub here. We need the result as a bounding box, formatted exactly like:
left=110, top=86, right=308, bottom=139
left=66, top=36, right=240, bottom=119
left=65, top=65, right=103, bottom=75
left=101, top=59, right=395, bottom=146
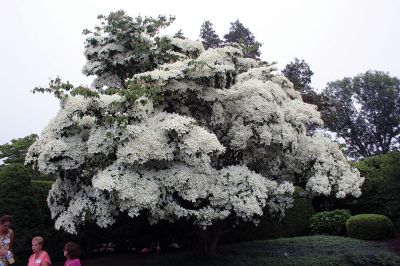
left=346, top=214, right=396, bottom=240
left=309, top=209, right=351, bottom=235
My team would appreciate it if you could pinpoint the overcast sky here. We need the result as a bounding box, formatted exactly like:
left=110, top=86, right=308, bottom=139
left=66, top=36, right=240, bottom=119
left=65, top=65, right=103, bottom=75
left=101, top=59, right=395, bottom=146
left=1, top=0, right=399, bottom=144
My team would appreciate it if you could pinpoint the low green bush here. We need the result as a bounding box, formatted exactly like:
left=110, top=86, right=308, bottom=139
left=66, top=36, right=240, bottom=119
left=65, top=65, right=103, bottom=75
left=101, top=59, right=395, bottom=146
left=346, top=214, right=396, bottom=240
left=309, top=209, right=351, bottom=235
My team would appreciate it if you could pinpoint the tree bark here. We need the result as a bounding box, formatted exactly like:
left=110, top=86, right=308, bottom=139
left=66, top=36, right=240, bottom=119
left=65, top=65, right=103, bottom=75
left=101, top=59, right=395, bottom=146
left=194, top=221, right=231, bottom=256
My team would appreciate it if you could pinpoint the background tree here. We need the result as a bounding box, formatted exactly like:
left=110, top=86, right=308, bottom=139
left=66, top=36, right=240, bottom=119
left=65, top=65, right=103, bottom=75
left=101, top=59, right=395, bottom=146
left=26, top=12, right=363, bottom=256
left=0, top=134, right=37, bottom=166
left=199, top=20, right=222, bottom=50
left=223, top=19, right=261, bottom=59
left=322, top=71, right=400, bottom=159
left=173, top=29, right=186, bottom=39
left=282, top=58, right=315, bottom=101
left=282, top=58, right=333, bottom=125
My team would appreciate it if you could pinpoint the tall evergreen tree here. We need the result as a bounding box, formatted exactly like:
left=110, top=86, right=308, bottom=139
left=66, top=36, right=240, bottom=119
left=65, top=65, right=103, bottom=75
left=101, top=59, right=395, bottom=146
left=173, top=29, right=186, bottom=39
left=199, top=20, right=222, bottom=50
left=223, top=19, right=261, bottom=59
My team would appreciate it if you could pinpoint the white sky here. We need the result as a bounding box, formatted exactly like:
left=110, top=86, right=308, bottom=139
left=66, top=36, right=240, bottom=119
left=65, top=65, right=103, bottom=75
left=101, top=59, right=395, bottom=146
left=1, top=0, right=399, bottom=144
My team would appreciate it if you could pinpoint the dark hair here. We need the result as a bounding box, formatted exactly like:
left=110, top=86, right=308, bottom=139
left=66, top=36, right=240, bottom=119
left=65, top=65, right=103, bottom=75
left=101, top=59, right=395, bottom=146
left=0, top=215, right=12, bottom=224
left=64, top=242, right=81, bottom=259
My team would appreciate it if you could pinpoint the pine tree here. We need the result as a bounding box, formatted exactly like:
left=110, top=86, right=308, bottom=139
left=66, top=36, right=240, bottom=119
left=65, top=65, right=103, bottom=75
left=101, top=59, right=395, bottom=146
left=199, top=20, right=222, bottom=49
left=223, top=19, right=261, bottom=59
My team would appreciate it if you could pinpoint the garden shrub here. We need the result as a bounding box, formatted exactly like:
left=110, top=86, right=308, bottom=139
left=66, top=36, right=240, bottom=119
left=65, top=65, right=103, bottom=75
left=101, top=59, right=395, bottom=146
left=346, top=214, right=396, bottom=240
left=222, top=186, right=315, bottom=243
left=351, top=152, right=400, bottom=229
left=312, top=152, right=400, bottom=230
left=309, top=209, right=351, bottom=235
left=0, top=164, right=42, bottom=266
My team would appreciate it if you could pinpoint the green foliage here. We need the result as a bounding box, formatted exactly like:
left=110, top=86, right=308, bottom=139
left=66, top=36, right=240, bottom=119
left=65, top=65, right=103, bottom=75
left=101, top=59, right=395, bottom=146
left=222, top=187, right=315, bottom=243
left=322, top=71, right=400, bottom=159
left=346, top=214, right=396, bottom=240
left=223, top=19, right=262, bottom=59
left=0, top=134, right=38, bottom=166
left=173, top=29, right=185, bottom=39
left=70, top=86, right=100, bottom=98
left=0, top=164, right=42, bottom=265
left=200, top=21, right=222, bottom=50
left=281, top=58, right=321, bottom=106
left=32, top=76, right=74, bottom=100
left=309, top=209, right=351, bottom=235
left=282, top=58, right=313, bottom=92
left=31, top=181, right=53, bottom=225
left=313, top=152, right=400, bottom=232
left=351, top=152, right=400, bottom=229
left=123, top=80, right=162, bottom=105
left=32, top=77, right=101, bottom=106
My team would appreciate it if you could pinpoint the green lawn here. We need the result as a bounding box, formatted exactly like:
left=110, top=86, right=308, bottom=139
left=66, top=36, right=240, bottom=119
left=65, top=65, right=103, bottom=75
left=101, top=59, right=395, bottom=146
left=81, top=235, right=400, bottom=266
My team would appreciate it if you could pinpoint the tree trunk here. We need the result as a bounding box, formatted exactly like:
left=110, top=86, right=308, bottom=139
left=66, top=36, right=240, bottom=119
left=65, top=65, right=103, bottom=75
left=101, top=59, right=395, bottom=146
left=194, top=222, right=231, bottom=256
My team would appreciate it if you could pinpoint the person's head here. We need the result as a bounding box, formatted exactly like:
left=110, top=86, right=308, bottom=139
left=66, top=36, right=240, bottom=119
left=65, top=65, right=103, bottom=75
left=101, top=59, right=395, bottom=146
left=0, top=215, right=12, bottom=234
left=32, top=236, right=44, bottom=254
left=64, top=242, right=81, bottom=260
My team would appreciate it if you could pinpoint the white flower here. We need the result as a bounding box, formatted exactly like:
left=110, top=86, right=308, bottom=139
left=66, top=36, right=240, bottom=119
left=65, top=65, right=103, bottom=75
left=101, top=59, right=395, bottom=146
left=27, top=40, right=364, bottom=234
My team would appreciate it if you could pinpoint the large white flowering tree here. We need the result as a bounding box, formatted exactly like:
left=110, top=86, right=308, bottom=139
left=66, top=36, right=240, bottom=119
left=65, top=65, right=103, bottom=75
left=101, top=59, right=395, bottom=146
left=27, top=12, right=364, bottom=256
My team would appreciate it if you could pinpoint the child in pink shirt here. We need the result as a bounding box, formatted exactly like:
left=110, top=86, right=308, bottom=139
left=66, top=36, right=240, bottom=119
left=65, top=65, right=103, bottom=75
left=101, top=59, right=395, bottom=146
left=63, top=242, right=81, bottom=266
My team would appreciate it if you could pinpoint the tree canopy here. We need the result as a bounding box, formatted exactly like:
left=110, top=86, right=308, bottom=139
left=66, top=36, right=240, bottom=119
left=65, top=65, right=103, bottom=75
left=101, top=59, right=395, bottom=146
left=26, top=12, right=363, bottom=256
left=282, top=58, right=333, bottom=125
left=282, top=58, right=314, bottom=96
left=199, top=19, right=261, bottom=59
left=322, top=71, right=400, bottom=159
left=199, top=21, right=222, bottom=50
left=0, top=134, right=38, bottom=166
left=223, top=20, right=262, bottom=59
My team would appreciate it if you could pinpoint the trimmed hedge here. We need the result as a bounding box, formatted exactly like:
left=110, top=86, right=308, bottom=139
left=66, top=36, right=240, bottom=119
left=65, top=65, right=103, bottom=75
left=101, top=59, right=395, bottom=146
left=350, top=152, right=400, bottom=229
left=346, top=214, right=396, bottom=240
left=309, top=209, right=351, bottom=235
left=0, top=164, right=42, bottom=266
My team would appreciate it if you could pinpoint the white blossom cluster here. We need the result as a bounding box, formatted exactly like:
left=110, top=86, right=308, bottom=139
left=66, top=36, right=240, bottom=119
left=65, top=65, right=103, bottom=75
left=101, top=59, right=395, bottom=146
left=27, top=38, right=363, bottom=234
left=169, top=37, right=205, bottom=58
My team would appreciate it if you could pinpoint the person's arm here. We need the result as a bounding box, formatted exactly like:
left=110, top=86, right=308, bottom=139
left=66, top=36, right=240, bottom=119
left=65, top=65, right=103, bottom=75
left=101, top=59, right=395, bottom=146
left=9, top=230, right=14, bottom=252
left=41, top=252, right=51, bottom=266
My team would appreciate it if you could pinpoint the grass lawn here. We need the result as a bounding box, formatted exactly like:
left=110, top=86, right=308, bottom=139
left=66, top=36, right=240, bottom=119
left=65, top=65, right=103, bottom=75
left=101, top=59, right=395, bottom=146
left=79, top=235, right=400, bottom=266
